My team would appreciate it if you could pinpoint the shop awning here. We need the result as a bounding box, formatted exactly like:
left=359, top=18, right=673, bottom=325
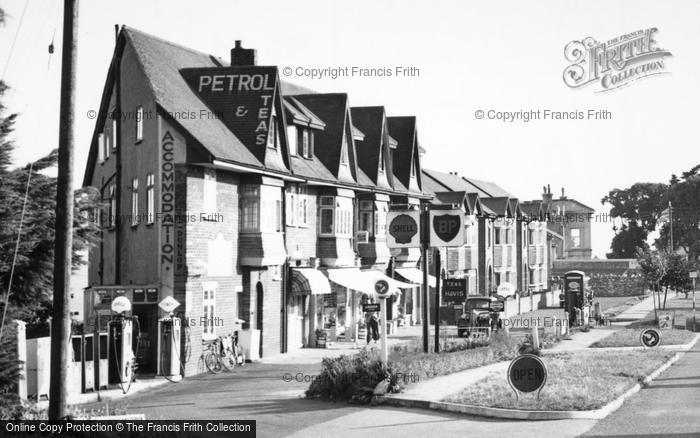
left=395, top=268, right=437, bottom=288
left=327, top=268, right=409, bottom=297
left=291, top=268, right=331, bottom=295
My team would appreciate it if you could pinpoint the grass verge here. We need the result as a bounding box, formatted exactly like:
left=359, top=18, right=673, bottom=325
left=443, top=349, right=673, bottom=411
left=590, top=327, right=695, bottom=348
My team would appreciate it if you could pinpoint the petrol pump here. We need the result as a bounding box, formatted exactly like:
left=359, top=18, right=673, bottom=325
left=107, top=296, right=138, bottom=389
left=157, top=296, right=183, bottom=381
left=157, top=315, right=182, bottom=381
left=563, top=270, right=589, bottom=326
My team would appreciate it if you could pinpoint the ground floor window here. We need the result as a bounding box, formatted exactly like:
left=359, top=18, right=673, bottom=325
left=202, top=282, right=217, bottom=340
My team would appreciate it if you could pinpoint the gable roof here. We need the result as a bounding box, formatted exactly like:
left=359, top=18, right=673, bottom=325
left=479, top=197, right=513, bottom=217
left=350, top=106, right=387, bottom=185
left=387, top=116, right=422, bottom=193
left=124, top=27, right=263, bottom=168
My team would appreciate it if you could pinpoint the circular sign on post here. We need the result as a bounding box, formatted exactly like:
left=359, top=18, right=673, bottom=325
left=374, top=279, right=390, bottom=299
left=111, top=296, right=132, bottom=314
left=507, top=354, right=547, bottom=400
left=640, top=328, right=661, bottom=348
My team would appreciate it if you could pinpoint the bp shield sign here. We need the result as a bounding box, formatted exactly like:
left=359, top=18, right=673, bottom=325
left=429, top=210, right=464, bottom=247
left=507, top=354, right=547, bottom=399
left=386, top=211, right=420, bottom=248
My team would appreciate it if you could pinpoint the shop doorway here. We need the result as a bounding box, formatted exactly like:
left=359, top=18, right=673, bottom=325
left=131, top=304, right=158, bottom=375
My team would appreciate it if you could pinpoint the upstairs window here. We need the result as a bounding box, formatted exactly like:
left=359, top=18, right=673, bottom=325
left=340, top=142, right=349, bottom=166
left=379, top=151, right=385, bottom=172
left=570, top=229, right=581, bottom=248
left=135, top=106, right=143, bottom=142
left=112, top=119, right=118, bottom=150
left=98, top=133, right=105, bottom=163
left=358, top=201, right=373, bottom=235
left=108, top=185, right=116, bottom=228
left=240, top=185, right=282, bottom=232
left=287, top=125, right=297, bottom=156
left=319, top=196, right=353, bottom=237
left=494, top=227, right=502, bottom=245
left=286, top=184, right=309, bottom=227
left=374, top=202, right=388, bottom=238
left=202, top=283, right=217, bottom=340
left=104, top=130, right=111, bottom=160
left=300, top=128, right=313, bottom=159
left=267, top=113, right=278, bottom=149
left=146, top=173, right=155, bottom=224
left=131, top=178, right=139, bottom=226
left=411, top=158, right=417, bottom=177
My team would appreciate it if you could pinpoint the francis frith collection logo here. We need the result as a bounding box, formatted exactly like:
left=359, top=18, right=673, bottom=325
left=563, top=28, right=672, bottom=92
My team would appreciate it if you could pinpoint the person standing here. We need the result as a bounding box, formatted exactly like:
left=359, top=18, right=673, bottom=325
left=366, top=312, right=380, bottom=344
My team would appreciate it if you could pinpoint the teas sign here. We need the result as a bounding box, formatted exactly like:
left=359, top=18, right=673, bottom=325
left=386, top=211, right=420, bottom=248
left=429, top=210, right=464, bottom=247
left=443, top=278, right=467, bottom=304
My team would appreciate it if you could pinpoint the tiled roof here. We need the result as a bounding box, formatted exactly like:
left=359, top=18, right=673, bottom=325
left=350, top=107, right=385, bottom=185
left=387, top=116, right=417, bottom=191
left=291, top=93, right=354, bottom=182
left=124, top=27, right=263, bottom=168
left=480, top=197, right=512, bottom=217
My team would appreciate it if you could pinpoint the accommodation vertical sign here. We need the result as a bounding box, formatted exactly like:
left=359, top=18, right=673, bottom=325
left=160, top=128, right=176, bottom=299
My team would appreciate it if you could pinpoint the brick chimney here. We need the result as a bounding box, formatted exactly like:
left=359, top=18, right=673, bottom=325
left=542, top=184, right=553, bottom=205
left=230, top=40, right=256, bottom=66
left=560, top=187, right=567, bottom=200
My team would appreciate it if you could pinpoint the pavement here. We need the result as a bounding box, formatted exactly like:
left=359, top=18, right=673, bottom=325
left=581, top=339, right=700, bottom=437
left=609, top=295, right=656, bottom=323
left=73, top=300, right=700, bottom=437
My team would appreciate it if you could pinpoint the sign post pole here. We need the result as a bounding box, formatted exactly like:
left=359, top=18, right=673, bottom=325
left=380, top=296, right=388, bottom=364
left=374, top=280, right=390, bottom=364
left=434, top=249, right=441, bottom=353
left=421, top=206, right=430, bottom=353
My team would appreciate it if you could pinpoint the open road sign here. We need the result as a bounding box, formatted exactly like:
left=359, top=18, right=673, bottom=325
left=507, top=354, right=547, bottom=398
left=375, top=279, right=390, bottom=298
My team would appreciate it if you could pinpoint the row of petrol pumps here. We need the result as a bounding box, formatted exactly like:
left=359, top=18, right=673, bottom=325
left=71, top=297, right=183, bottom=394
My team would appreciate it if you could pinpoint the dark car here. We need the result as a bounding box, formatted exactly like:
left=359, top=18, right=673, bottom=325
left=457, top=296, right=504, bottom=337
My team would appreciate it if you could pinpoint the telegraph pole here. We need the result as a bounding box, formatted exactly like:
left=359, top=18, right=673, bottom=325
left=668, top=201, right=674, bottom=252
left=421, top=204, right=429, bottom=353
left=49, top=0, right=79, bottom=420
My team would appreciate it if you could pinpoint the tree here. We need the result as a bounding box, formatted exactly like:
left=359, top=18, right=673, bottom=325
left=0, top=59, right=100, bottom=406
left=661, top=253, right=692, bottom=305
left=657, top=166, right=700, bottom=262
left=607, top=222, right=649, bottom=259
left=636, top=248, right=665, bottom=322
left=602, top=183, right=668, bottom=258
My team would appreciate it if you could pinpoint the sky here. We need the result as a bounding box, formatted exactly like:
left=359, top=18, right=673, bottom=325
left=1, top=0, right=699, bottom=258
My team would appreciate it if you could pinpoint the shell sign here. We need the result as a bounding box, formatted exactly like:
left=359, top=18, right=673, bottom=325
left=386, top=211, right=420, bottom=248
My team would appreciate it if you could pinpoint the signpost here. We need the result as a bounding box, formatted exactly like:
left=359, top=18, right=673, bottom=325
left=111, top=296, right=132, bottom=315
left=159, top=296, right=181, bottom=314
left=690, top=271, right=697, bottom=331
left=362, top=303, right=381, bottom=313
left=443, top=278, right=467, bottom=304
left=507, top=354, right=547, bottom=400
left=386, top=211, right=421, bottom=248
left=374, top=279, right=390, bottom=364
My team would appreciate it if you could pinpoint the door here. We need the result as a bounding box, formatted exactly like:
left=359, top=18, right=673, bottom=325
left=287, top=294, right=305, bottom=349
left=131, top=305, right=158, bottom=374
left=256, top=282, right=264, bottom=357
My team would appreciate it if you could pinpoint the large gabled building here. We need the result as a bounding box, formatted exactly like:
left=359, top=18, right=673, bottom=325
left=82, top=27, right=431, bottom=377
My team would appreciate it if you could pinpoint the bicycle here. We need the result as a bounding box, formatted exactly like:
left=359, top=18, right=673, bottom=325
left=219, top=332, right=245, bottom=371
left=203, top=338, right=224, bottom=374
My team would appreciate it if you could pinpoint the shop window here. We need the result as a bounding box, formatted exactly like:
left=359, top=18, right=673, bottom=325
left=131, top=178, right=139, bottom=226
left=146, top=173, right=155, bottom=224
left=202, top=283, right=217, bottom=340
left=135, top=106, right=143, bottom=142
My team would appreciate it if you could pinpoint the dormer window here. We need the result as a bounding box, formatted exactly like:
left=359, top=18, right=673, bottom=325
left=411, top=158, right=417, bottom=177
left=340, top=141, right=349, bottom=166
left=267, top=114, right=278, bottom=149
left=287, top=125, right=297, bottom=156
left=299, top=128, right=313, bottom=159
left=379, top=153, right=385, bottom=173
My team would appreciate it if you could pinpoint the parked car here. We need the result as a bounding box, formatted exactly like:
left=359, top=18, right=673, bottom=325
left=457, top=296, right=504, bottom=337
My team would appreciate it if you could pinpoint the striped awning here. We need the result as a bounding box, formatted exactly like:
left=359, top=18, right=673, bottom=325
left=291, top=268, right=331, bottom=295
